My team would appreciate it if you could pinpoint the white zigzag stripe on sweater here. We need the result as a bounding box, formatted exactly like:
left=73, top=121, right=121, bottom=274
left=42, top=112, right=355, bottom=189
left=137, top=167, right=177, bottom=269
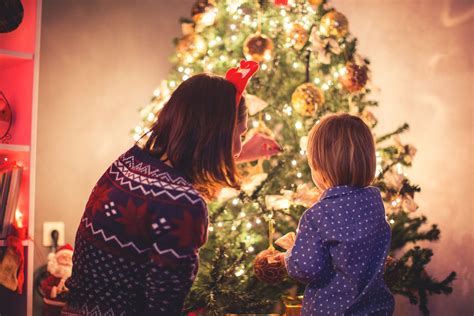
left=121, top=154, right=191, bottom=187
left=82, top=217, right=194, bottom=259
left=116, top=159, right=196, bottom=194
left=109, top=162, right=204, bottom=206
left=79, top=304, right=125, bottom=316
left=82, top=217, right=149, bottom=254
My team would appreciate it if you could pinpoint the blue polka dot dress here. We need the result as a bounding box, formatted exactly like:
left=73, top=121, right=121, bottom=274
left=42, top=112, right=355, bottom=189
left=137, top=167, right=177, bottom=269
left=285, top=185, right=395, bottom=316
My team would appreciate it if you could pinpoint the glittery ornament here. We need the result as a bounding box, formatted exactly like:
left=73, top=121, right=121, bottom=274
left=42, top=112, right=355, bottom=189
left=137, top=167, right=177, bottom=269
left=339, top=62, right=368, bottom=92
left=291, top=83, right=325, bottom=116
left=287, top=22, right=309, bottom=50
left=319, top=10, right=349, bottom=39
left=254, top=248, right=287, bottom=283
left=191, top=0, right=217, bottom=31
left=243, top=33, right=274, bottom=63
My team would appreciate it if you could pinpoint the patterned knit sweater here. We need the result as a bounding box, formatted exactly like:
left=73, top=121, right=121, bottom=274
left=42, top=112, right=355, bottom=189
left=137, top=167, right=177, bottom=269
left=65, top=145, right=208, bottom=316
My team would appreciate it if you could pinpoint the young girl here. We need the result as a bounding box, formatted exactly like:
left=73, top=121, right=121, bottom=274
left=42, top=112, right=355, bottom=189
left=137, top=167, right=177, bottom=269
left=282, top=114, right=394, bottom=315
left=63, top=61, right=280, bottom=316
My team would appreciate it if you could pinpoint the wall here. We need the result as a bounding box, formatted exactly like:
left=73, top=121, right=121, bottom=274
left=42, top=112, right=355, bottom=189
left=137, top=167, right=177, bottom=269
left=35, top=0, right=473, bottom=314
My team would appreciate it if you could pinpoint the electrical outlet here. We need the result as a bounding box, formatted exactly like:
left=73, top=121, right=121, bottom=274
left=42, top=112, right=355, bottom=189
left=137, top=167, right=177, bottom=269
left=43, top=221, right=65, bottom=247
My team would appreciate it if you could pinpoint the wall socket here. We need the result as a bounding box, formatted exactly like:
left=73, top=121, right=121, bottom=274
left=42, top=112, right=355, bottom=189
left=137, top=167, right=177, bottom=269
left=43, top=221, right=65, bottom=247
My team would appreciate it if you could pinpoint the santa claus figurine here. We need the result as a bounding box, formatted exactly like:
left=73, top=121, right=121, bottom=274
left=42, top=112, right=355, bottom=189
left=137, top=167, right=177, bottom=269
left=40, top=244, right=74, bottom=304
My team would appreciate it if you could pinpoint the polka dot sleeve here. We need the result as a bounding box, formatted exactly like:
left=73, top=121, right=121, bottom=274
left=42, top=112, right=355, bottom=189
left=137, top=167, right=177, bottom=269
left=284, top=211, right=331, bottom=284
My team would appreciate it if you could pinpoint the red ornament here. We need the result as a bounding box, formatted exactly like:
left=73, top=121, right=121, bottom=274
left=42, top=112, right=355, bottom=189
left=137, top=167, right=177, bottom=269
left=254, top=248, right=287, bottom=284
left=274, top=0, right=289, bottom=5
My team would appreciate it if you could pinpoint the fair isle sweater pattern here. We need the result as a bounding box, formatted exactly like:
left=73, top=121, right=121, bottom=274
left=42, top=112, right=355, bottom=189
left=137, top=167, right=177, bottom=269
left=65, top=145, right=208, bottom=316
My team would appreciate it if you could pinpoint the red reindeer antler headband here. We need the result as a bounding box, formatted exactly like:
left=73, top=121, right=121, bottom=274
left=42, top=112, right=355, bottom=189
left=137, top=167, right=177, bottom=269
left=225, top=60, right=259, bottom=106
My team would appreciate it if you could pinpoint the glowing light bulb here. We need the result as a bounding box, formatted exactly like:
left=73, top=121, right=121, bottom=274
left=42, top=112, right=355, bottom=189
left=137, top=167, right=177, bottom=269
left=169, top=81, right=177, bottom=88
left=389, top=219, right=395, bottom=224
left=297, top=172, right=302, bottom=178
left=248, top=246, right=255, bottom=253
left=235, top=268, right=245, bottom=277
left=209, top=226, right=214, bottom=232
left=231, top=35, right=237, bottom=41
left=147, top=113, right=155, bottom=122
left=256, top=218, right=262, bottom=224
left=322, top=83, right=329, bottom=91
left=230, top=24, right=236, bottom=30
left=178, top=67, right=184, bottom=73
left=217, top=222, right=223, bottom=227
left=295, top=121, right=303, bottom=129
left=246, top=222, right=252, bottom=229
left=232, top=198, right=240, bottom=205
left=314, top=78, right=321, bottom=84
left=265, top=113, right=272, bottom=121
left=291, top=160, right=297, bottom=166
left=252, top=121, right=259, bottom=128
left=261, top=63, right=268, bottom=70
left=231, top=226, right=236, bottom=231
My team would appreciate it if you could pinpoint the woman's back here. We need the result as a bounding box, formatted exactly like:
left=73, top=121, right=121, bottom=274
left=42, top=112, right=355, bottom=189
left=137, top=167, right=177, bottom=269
left=65, top=145, right=208, bottom=315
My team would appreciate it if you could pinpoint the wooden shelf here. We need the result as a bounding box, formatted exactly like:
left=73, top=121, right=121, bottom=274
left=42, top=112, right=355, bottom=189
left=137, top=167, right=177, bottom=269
left=0, top=144, right=31, bottom=152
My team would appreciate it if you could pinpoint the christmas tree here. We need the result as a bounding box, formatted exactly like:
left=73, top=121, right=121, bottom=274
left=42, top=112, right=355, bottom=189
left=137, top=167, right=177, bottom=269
left=134, top=0, right=456, bottom=315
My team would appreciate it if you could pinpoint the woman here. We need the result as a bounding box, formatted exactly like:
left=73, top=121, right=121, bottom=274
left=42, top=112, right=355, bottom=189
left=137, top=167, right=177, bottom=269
left=63, top=61, right=280, bottom=315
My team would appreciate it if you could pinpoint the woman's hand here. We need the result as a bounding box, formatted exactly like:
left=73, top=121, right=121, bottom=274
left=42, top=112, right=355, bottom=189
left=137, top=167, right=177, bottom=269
left=235, top=132, right=282, bottom=163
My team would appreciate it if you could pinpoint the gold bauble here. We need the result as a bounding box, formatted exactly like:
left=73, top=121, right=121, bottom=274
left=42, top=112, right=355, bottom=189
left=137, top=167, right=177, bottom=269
left=339, top=62, right=368, bottom=92
left=308, top=0, right=323, bottom=6
left=243, top=33, right=274, bottom=63
left=320, top=10, right=349, bottom=38
left=287, top=22, right=309, bottom=51
left=191, top=0, right=217, bottom=28
left=291, top=83, right=325, bottom=116
left=177, top=33, right=207, bottom=63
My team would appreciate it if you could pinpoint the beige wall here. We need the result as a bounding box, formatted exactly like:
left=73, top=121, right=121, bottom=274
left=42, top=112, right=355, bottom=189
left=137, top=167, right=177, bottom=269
left=36, top=0, right=473, bottom=314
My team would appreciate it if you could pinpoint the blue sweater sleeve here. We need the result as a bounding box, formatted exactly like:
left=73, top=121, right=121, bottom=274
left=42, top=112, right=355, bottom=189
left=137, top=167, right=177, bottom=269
left=143, top=203, right=208, bottom=315
left=285, top=210, right=331, bottom=284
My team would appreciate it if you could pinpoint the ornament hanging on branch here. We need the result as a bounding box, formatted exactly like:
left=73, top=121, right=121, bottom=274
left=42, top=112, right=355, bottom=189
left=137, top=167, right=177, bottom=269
left=286, top=22, right=309, bottom=51
left=339, top=62, right=368, bottom=93
left=243, top=33, right=274, bottom=63
left=191, top=0, right=217, bottom=32
left=291, top=83, right=325, bottom=116
left=308, top=0, right=322, bottom=7
left=253, top=220, right=287, bottom=284
left=319, top=10, right=349, bottom=39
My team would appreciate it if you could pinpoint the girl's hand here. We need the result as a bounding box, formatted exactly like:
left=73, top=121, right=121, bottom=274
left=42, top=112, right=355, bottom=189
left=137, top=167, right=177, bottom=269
left=275, top=232, right=296, bottom=250
left=235, top=132, right=282, bottom=163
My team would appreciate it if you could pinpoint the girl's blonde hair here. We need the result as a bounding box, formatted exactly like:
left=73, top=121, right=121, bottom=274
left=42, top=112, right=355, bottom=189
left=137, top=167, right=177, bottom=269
left=307, top=113, right=376, bottom=190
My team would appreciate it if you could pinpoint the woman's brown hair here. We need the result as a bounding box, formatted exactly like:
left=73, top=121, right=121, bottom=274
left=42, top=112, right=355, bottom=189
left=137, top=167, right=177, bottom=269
left=307, top=113, right=376, bottom=190
left=143, top=73, right=247, bottom=199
